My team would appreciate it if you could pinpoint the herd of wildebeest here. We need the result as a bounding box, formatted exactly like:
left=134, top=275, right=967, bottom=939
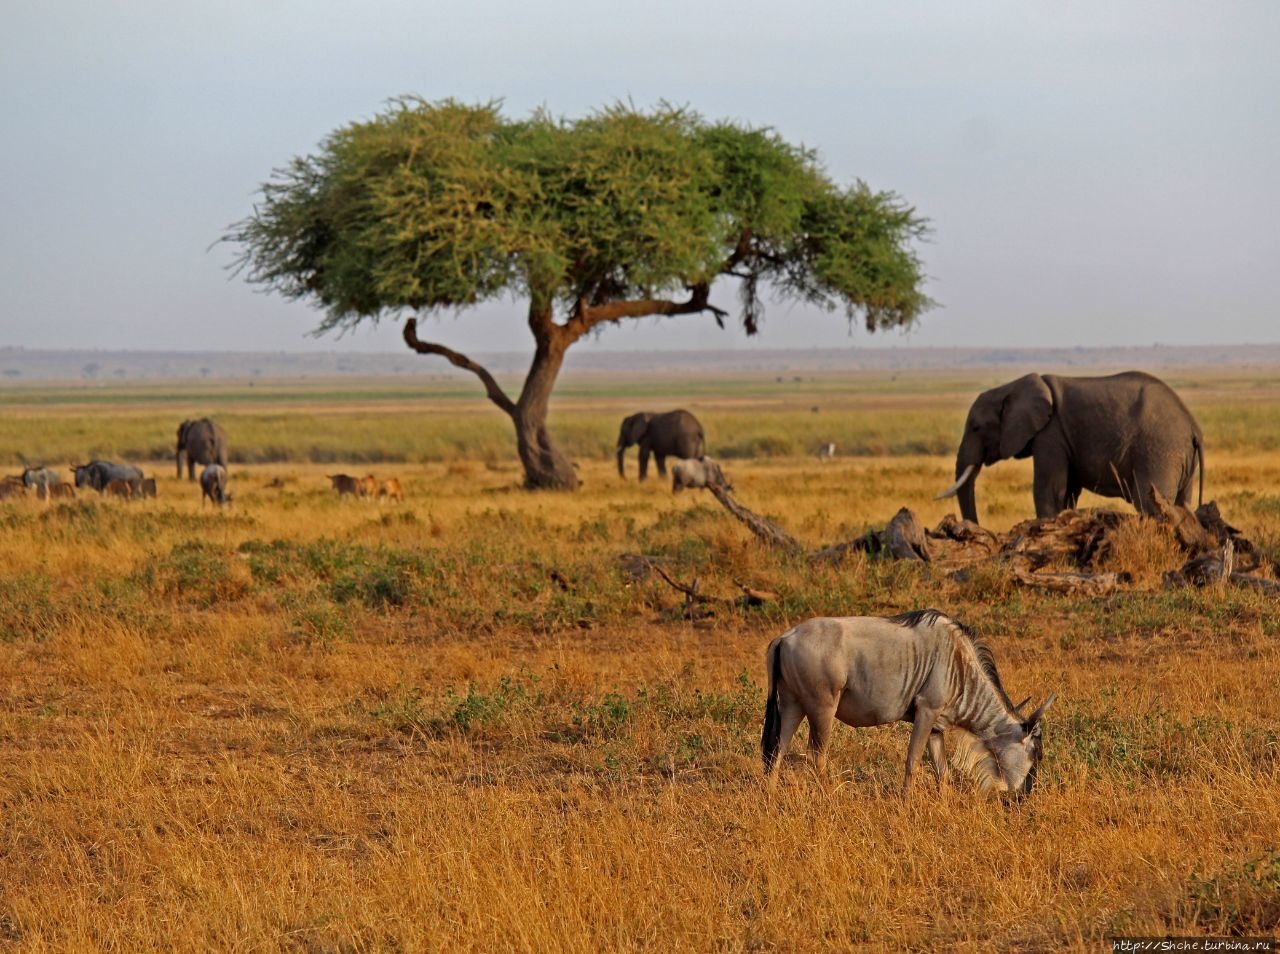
left=3, top=417, right=409, bottom=509
left=5, top=371, right=1229, bottom=797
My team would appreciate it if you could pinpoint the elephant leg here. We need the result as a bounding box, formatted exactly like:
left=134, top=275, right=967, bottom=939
left=1129, top=468, right=1164, bottom=515
left=638, top=447, right=651, bottom=481
left=1064, top=476, right=1082, bottom=512
left=1032, top=455, right=1070, bottom=518
left=654, top=453, right=667, bottom=477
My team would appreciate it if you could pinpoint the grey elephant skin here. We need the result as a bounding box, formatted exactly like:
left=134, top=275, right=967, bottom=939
left=940, top=371, right=1204, bottom=525
left=177, top=418, right=229, bottom=481
left=71, top=461, right=145, bottom=493
left=616, top=410, right=705, bottom=481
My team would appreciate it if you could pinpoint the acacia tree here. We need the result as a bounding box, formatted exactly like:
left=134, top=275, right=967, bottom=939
left=226, top=99, right=932, bottom=489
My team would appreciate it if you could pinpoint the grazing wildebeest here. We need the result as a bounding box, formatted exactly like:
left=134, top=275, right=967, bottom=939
left=328, top=474, right=360, bottom=498
left=762, top=609, right=1055, bottom=798
left=71, top=461, right=144, bottom=494
left=378, top=478, right=404, bottom=503
left=200, top=464, right=231, bottom=507
left=359, top=474, right=378, bottom=499
left=671, top=457, right=731, bottom=493
left=22, top=466, right=62, bottom=496
left=104, top=478, right=134, bottom=500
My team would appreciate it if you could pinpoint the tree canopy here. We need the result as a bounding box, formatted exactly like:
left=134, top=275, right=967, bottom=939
left=226, top=98, right=933, bottom=489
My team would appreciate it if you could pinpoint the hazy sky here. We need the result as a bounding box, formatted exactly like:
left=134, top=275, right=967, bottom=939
left=2, top=1, right=1276, bottom=357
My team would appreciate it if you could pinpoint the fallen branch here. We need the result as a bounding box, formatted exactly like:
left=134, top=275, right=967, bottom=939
left=694, top=474, right=1278, bottom=599
left=1011, top=567, right=1125, bottom=596
left=706, top=483, right=805, bottom=554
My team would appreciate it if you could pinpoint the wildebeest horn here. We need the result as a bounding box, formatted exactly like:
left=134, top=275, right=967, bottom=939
left=935, top=464, right=976, bottom=500
left=1013, top=695, right=1031, bottom=714
left=1023, top=692, right=1058, bottom=727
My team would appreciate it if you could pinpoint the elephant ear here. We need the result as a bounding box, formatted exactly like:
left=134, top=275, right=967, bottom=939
left=999, top=374, right=1053, bottom=459
left=624, top=413, right=652, bottom=444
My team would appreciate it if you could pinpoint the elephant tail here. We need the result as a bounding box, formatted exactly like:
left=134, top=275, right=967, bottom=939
left=1194, top=436, right=1205, bottom=508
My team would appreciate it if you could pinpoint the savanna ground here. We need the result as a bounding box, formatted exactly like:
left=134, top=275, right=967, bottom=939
left=1, top=367, right=1278, bottom=952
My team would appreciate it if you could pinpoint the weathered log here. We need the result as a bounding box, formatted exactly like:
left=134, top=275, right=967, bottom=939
left=929, top=514, right=1002, bottom=554
left=1011, top=567, right=1125, bottom=596
left=1005, top=509, right=1132, bottom=569
left=706, top=483, right=805, bottom=554
left=1151, top=487, right=1217, bottom=554
left=1227, top=573, right=1280, bottom=595
left=1196, top=501, right=1264, bottom=573
left=732, top=579, right=777, bottom=606
left=882, top=507, right=932, bottom=561
left=809, top=508, right=931, bottom=564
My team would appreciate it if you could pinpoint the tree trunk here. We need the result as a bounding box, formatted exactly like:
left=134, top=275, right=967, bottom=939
left=513, top=315, right=579, bottom=491
left=401, top=315, right=579, bottom=491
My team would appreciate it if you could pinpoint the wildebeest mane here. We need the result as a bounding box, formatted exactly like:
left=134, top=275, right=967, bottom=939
left=888, top=608, right=1021, bottom=716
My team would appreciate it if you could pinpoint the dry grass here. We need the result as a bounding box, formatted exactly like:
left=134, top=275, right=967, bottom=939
left=1, top=373, right=1279, bottom=951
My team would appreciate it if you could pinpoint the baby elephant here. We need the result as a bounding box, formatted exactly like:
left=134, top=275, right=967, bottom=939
left=200, top=463, right=232, bottom=507
left=671, top=457, right=730, bottom=493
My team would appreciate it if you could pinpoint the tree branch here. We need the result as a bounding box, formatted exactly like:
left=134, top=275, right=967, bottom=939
left=402, top=318, right=516, bottom=415
left=564, top=283, right=730, bottom=342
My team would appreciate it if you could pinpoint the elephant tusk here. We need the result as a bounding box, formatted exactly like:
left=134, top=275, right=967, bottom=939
left=934, top=464, right=976, bottom=500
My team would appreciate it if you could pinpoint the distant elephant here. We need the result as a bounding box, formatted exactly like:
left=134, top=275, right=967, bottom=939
left=616, top=409, right=705, bottom=481
left=937, top=371, right=1204, bottom=525
left=177, top=418, right=229, bottom=481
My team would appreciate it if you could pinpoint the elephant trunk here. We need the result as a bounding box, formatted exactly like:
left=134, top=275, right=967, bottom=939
left=176, top=447, right=184, bottom=479
left=935, top=459, right=981, bottom=523
left=616, top=442, right=627, bottom=478
left=956, top=463, right=981, bottom=524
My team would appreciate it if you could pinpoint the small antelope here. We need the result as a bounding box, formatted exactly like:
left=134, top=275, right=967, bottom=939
left=104, top=478, right=134, bottom=500
left=139, top=477, right=158, bottom=499
left=378, top=478, right=404, bottom=503
left=0, top=478, right=27, bottom=500
left=358, top=474, right=378, bottom=499
left=817, top=442, right=836, bottom=462
left=762, top=609, right=1055, bottom=797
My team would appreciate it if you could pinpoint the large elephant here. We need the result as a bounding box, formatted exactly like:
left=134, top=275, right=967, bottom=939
left=937, top=371, right=1204, bottom=525
left=616, top=409, right=705, bottom=481
left=176, top=418, right=229, bottom=481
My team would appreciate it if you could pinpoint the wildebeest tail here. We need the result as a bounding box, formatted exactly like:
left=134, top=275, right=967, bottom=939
left=761, top=638, right=783, bottom=772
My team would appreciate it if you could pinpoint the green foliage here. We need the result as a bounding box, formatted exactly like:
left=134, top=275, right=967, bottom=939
left=240, top=538, right=433, bottom=610
left=1189, top=851, right=1280, bottom=934
left=226, top=98, right=931, bottom=338
left=139, top=541, right=249, bottom=607
left=0, top=575, right=57, bottom=642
